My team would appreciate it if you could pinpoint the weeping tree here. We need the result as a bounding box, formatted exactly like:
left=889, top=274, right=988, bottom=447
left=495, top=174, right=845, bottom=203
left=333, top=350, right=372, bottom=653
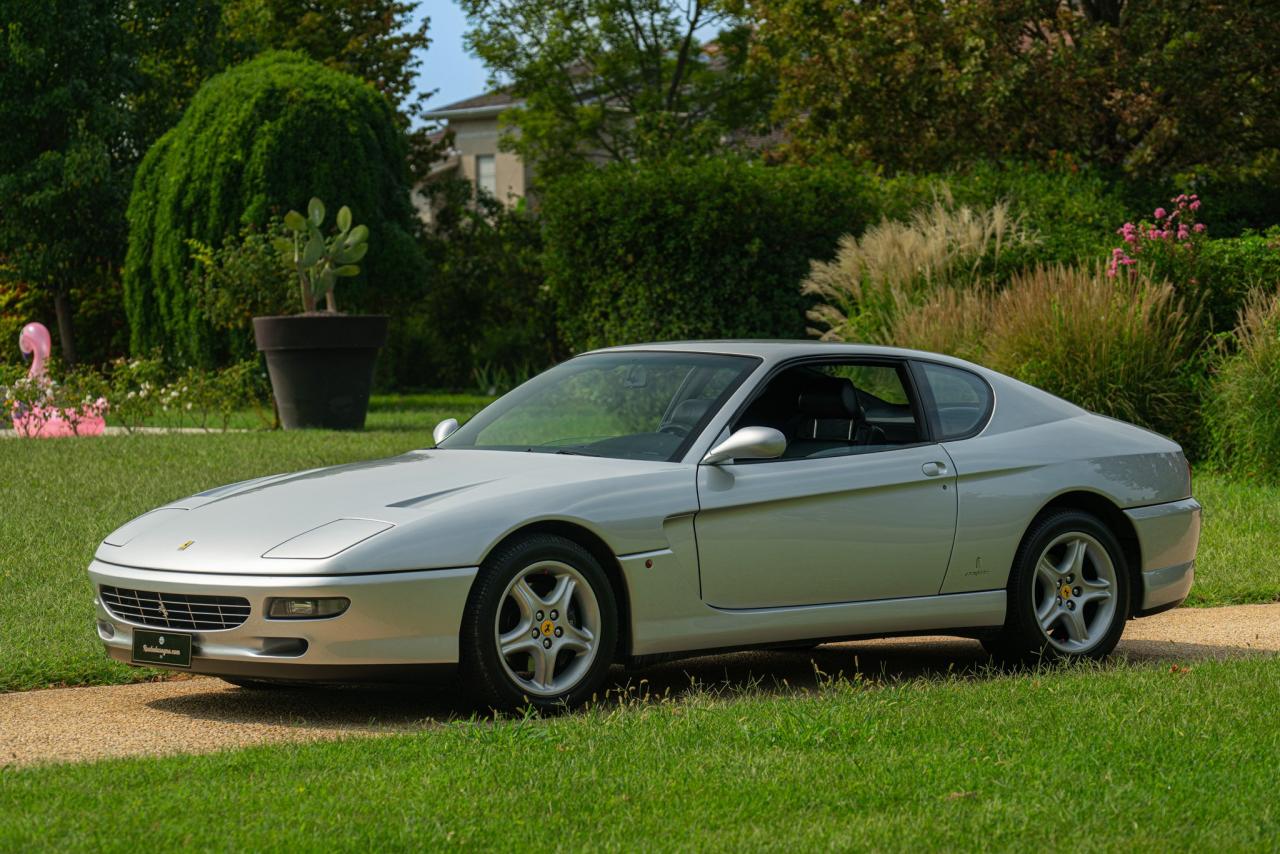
left=123, top=50, right=425, bottom=365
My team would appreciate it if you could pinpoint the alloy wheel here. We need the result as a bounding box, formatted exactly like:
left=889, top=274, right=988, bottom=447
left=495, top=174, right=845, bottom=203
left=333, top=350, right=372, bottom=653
left=1032, top=532, right=1118, bottom=653
left=494, top=560, right=601, bottom=697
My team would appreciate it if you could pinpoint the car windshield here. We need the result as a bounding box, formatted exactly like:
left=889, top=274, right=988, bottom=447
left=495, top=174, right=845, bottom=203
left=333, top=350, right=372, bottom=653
left=438, top=351, right=759, bottom=461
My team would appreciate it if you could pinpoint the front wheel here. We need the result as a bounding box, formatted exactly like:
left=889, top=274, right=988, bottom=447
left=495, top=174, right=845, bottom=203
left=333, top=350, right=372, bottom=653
left=460, top=533, right=618, bottom=712
left=983, top=510, right=1131, bottom=666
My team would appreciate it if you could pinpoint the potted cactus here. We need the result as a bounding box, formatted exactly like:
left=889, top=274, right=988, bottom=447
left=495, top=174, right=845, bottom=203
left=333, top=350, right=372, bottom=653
left=252, top=198, right=388, bottom=430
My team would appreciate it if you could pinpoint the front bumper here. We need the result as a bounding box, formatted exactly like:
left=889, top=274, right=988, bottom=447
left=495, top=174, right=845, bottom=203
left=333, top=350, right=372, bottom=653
left=1125, top=497, right=1201, bottom=617
left=88, top=560, right=477, bottom=681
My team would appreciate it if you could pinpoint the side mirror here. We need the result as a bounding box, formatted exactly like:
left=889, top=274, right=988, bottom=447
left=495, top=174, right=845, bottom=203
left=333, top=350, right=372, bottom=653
left=432, top=418, right=460, bottom=445
left=701, top=426, right=786, bottom=466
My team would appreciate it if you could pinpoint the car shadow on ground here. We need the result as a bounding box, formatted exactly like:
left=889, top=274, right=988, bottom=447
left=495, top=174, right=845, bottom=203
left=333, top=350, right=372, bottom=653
left=143, top=636, right=1264, bottom=731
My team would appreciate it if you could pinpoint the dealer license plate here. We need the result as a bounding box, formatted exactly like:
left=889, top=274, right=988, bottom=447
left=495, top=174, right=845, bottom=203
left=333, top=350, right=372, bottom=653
left=131, top=629, right=192, bottom=668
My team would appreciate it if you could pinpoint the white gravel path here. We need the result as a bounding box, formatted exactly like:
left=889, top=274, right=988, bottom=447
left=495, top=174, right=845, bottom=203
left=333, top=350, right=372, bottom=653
left=2, top=603, right=1277, bottom=768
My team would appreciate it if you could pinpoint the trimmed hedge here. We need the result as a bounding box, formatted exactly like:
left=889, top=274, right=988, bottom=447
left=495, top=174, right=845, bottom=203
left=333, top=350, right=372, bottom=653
left=541, top=159, right=882, bottom=352
left=123, top=51, right=424, bottom=366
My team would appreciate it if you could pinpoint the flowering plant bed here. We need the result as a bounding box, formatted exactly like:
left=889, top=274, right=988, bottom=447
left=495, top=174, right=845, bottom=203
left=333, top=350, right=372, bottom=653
left=10, top=398, right=108, bottom=437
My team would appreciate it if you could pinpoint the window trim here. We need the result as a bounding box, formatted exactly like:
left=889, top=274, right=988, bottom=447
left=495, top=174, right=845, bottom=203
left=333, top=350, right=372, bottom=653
left=717, top=354, right=938, bottom=463
left=908, top=358, right=996, bottom=442
left=475, top=153, right=497, bottom=198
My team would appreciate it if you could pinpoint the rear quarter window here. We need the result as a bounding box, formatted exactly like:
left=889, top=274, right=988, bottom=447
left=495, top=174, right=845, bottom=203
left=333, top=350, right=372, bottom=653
left=918, top=362, right=993, bottom=439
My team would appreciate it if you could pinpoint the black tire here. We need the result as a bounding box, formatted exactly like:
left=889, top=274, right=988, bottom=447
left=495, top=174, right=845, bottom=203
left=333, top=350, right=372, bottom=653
left=459, top=533, right=618, bottom=712
left=983, top=509, right=1131, bottom=666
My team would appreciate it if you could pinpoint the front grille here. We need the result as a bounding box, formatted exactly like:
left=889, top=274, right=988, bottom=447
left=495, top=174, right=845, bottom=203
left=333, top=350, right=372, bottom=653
left=99, top=585, right=251, bottom=631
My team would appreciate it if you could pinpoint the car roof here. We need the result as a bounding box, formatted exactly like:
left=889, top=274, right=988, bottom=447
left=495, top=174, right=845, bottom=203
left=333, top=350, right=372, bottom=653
left=584, top=340, right=985, bottom=371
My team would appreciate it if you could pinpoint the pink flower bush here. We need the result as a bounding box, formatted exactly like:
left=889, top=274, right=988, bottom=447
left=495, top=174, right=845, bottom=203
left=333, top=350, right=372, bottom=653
left=1108, top=193, right=1207, bottom=279
left=11, top=397, right=109, bottom=437
left=3, top=373, right=109, bottom=438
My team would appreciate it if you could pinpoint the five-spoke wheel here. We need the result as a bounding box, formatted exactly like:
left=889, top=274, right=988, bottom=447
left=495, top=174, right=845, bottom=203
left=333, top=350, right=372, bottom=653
left=984, top=510, right=1130, bottom=665
left=460, top=533, right=617, bottom=711
left=494, top=560, right=602, bottom=697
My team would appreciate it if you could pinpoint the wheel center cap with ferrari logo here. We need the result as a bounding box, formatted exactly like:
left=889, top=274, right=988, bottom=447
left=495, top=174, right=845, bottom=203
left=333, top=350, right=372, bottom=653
left=541, top=619, right=555, bottom=636
left=1059, top=582, right=1073, bottom=600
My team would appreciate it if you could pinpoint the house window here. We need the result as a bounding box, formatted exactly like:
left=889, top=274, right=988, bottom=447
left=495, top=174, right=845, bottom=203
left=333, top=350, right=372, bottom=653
left=475, top=154, right=497, bottom=198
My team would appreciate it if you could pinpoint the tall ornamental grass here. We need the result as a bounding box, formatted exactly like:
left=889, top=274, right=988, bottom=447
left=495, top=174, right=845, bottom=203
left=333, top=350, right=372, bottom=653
left=802, top=197, right=1026, bottom=344
left=1207, top=290, right=1280, bottom=480
left=984, top=265, right=1199, bottom=445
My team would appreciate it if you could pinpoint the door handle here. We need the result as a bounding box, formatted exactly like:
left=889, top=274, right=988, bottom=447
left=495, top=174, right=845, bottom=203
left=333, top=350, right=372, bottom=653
left=922, top=461, right=949, bottom=477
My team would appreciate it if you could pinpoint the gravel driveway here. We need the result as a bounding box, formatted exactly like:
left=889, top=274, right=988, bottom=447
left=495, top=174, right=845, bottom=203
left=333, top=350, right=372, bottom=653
left=4, top=603, right=1278, bottom=768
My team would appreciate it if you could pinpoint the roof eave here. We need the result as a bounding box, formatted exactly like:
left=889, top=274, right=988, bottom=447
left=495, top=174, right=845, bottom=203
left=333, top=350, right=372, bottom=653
left=422, top=102, right=524, bottom=121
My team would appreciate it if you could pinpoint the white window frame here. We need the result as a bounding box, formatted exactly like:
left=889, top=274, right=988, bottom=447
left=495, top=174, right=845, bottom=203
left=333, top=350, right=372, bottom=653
left=475, top=154, right=497, bottom=198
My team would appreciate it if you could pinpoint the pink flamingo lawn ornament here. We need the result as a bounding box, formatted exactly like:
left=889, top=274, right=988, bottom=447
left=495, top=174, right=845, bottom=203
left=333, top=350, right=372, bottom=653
left=10, top=322, right=107, bottom=437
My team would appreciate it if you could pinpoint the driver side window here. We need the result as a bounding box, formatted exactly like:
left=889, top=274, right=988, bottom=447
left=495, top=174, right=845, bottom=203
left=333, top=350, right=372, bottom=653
left=733, top=361, right=923, bottom=460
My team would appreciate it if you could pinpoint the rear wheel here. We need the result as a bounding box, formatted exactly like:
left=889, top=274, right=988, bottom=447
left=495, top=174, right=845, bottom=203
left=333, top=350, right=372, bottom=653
left=983, top=510, right=1131, bottom=665
left=460, top=533, right=617, bottom=712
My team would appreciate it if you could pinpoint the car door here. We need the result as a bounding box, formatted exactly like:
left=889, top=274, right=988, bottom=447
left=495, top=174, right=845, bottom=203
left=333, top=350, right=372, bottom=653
left=693, top=360, right=957, bottom=609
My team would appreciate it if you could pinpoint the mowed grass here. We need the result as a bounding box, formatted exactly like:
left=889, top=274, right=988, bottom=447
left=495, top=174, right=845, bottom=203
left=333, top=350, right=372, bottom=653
left=0, top=389, right=1276, bottom=692
left=101, top=391, right=496, bottom=432
left=2, top=657, right=1279, bottom=850
left=1188, top=472, right=1280, bottom=606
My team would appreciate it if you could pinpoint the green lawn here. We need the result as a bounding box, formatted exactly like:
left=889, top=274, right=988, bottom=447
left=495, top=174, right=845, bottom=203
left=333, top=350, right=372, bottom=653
left=1, top=389, right=1277, bottom=692
left=1188, top=473, right=1280, bottom=606
left=102, top=391, right=496, bottom=432
left=2, top=657, right=1278, bottom=850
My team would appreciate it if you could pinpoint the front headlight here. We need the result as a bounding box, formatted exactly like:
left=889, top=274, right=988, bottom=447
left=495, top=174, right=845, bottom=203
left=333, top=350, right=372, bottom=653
left=267, top=597, right=350, bottom=619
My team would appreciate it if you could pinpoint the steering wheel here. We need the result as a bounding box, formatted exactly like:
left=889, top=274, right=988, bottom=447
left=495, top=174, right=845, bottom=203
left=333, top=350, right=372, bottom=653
left=659, top=423, right=689, bottom=438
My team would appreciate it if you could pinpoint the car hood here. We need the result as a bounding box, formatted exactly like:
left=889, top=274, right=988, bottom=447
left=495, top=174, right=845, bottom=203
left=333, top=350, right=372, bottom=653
left=95, top=449, right=692, bottom=575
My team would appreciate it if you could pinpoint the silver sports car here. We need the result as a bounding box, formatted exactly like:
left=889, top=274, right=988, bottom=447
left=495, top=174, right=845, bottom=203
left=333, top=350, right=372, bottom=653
left=90, top=342, right=1200, bottom=709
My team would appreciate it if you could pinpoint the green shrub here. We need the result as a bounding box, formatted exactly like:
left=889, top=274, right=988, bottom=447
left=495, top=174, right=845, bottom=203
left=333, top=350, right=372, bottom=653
left=409, top=179, right=555, bottom=389
left=1151, top=162, right=1280, bottom=238
left=541, top=159, right=882, bottom=351
left=1207, top=290, right=1280, bottom=481
left=186, top=223, right=295, bottom=352
left=123, top=51, right=425, bottom=366
left=1196, top=231, right=1280, bottom=332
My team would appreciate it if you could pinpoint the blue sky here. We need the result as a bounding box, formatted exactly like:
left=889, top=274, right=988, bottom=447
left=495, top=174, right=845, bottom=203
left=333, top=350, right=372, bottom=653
left=415, top=1, right=492, bottom=114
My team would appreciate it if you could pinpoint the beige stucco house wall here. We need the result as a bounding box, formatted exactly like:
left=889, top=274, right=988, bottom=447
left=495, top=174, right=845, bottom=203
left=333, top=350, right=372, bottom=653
left=417, top=92, right=531, bottom=221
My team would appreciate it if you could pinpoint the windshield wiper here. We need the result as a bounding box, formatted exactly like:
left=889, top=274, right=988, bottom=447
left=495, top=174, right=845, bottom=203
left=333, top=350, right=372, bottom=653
left=552, top=448, right=602, bottom=457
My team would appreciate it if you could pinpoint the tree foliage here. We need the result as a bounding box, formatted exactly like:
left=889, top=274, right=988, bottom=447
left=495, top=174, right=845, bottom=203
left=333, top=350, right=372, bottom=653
left=755, top=0, right=1280, bottom=182
left=225, top=0, right=428, bottom=111
left=460, top=0, right=775, bottom=178
left=225, top=0, right=443, bottom=174
left=123, top=51, right=425, bottom=365
left=0, top=0, right=137, bottom=364
left=0, top=0, right=437, bottom=367
left=412, top=179, right=554, bottom=388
